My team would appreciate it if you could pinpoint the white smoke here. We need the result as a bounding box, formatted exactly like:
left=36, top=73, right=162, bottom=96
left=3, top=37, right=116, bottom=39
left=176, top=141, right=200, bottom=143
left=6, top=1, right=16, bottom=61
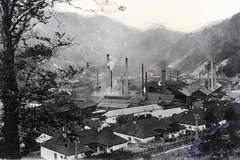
left=107, top=55, right=118, bottom=70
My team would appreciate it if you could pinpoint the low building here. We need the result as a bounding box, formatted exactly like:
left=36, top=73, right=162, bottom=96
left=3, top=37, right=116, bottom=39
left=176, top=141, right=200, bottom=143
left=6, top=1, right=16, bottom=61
left=73, top=128, right=128, bottom=154
left=41, top=134, right=93, bottom=160
left=103, top=104, right=162, bottom=124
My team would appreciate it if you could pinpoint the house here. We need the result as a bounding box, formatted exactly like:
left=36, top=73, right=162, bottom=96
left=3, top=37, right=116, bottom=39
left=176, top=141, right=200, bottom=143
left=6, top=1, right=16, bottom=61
left=153, top=118, right=186, bottom=140
left=41, top=134, right=93, bottom=160
left=36, top=125, right=61, bottom=144
left=112, top=120, right=159, bottom=143
left=103, top=104, right=162, bottom=124
left=173, top=108, right=207, bottom=135
left=73, top=128, right=128, bottom=154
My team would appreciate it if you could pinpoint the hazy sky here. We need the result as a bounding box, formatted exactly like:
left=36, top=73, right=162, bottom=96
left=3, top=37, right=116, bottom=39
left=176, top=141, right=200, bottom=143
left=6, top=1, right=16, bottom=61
left=55, top=0, right=240, bottom=32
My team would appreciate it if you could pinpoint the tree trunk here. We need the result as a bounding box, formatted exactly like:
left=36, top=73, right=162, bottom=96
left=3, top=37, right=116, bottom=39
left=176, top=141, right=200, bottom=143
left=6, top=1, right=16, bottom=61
left=1, top=2, right=21, bottom=158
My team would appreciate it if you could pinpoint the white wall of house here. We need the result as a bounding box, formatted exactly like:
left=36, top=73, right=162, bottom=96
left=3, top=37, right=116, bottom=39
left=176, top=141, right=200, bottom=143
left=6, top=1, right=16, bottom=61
left=105, top=117, right=117, bottom=124
left=109, top=142, right=128, bottom=152
left=113, top=132, right=155, bottom=143
left=180, top=123, right=206, bottom=132
left=41, top=146, right=85, bottom=160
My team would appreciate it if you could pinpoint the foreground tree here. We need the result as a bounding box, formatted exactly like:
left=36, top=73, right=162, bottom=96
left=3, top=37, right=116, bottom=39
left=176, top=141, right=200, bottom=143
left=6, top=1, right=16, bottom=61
left=0, top=0, right=73, bottom=158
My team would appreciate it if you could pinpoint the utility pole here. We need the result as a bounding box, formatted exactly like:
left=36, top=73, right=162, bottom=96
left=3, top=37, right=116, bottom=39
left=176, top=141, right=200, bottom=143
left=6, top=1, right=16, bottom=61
left=193, top=114, right=200, bottom=139
left=190, top=120, right=192, bottom=143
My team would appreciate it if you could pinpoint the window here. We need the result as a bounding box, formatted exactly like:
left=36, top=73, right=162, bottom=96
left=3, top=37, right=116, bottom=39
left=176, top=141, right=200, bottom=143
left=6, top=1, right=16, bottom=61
left=54, top=153, right=57, bottom=160
left=60, top=155, right=63, bottom=159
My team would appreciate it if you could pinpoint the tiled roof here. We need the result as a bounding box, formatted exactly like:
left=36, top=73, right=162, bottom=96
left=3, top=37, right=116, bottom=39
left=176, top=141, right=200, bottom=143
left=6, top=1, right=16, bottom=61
left=41, top=135, right=92, bottom=156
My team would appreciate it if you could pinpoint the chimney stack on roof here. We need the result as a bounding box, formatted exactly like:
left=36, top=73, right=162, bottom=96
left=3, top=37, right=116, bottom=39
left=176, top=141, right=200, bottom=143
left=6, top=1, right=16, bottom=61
left=142, top=64, right=144, bottom=96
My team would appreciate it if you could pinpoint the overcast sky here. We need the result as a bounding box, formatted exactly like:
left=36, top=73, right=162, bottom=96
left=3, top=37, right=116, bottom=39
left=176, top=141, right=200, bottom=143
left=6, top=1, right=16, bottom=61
left=55, top=0, right=240, bottom=32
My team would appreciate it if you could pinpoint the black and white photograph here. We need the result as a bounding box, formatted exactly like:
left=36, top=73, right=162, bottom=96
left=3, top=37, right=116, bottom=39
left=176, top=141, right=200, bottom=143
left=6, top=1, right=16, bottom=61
left=1, top=0, right=240, bottom=159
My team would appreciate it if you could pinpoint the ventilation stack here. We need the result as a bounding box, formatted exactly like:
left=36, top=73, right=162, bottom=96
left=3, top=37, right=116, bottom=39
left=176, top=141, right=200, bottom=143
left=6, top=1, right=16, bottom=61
left=162, top=69, right=166, bottom=94
left=211, top=61, right=214, bottom=90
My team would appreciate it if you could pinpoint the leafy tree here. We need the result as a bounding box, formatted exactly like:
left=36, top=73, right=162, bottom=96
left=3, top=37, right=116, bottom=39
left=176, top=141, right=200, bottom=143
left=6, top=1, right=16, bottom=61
left=0, top=0, right=72, bottom=158
left=224, top=108, right=239, bottom=122
left=204, top=108, right=218, bottom=127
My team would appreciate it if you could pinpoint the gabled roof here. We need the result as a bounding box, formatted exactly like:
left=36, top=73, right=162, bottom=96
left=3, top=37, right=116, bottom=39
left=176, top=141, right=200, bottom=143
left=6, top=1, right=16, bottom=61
left=97, top=103, right=130, bottom=109
left=38, top=125, right=61, bottom=137
left=103, top=104, right=162, bottom=118
left=113, top=121, right=158, bottom=139
left=41, top=135, right=92, bottom=156
left=73, top=129, right=127, bottom=147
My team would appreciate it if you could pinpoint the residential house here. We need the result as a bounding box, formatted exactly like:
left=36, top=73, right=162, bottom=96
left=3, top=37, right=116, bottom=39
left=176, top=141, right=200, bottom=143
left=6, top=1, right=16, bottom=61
left=112, top=120, right=159, bottom=143
left=36, top=125, right=61, bottom=144
left=173, top=108, right=207, bottom=135
left=41, top=134, right=93, bottom=160
left=73, top=128, right=128, bottom=154
left=112, top=117, right=185, bottom=143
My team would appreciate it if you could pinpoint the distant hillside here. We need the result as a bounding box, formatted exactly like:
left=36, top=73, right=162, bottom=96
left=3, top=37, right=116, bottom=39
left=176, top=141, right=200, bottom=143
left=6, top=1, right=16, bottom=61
left=34, top=11, right=183, bottom=74
left=164, top=12, right=240, bottom=77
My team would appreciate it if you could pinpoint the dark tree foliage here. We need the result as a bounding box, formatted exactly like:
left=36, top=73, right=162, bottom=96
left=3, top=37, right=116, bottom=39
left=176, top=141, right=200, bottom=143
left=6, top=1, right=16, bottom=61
left=224, top=108, right=239, bottom=122
left=204, top=108, right=218, bottom=128
left=0, top=0, right=72, bottom=158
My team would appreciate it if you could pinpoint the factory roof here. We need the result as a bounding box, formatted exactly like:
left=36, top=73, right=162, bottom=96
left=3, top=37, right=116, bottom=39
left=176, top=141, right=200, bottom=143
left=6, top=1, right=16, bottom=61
left=97, top=102, right=130, bottom=109
left=103, top=104, right=162, bottom=117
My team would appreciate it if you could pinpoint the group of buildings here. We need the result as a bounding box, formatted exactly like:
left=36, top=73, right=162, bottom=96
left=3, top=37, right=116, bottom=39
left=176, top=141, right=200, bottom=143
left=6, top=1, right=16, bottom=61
left=27, top=57, right=231, bottom=160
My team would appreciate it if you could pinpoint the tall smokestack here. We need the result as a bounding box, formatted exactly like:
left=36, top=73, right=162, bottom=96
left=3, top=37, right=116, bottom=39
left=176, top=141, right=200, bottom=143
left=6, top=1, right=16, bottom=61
left=214, top=65, right=217, bottom=89
left=110, top=70, right=113, bottom=91
left=162, top=69, right=166, bottom=94
left=142, top=64, right=144, bottom=96
left=106, top=54, right=110, bottom=88
left=145, top=72, right=147, bottom=96
left=97, top=70, right=98, bottom=88
left=121, top=78, right=124, bottom=95
left=207, top=70, right=210, bottom=91
left=125, top=58, right=129, bottom=95
left=169, top=70, right=171, bottom=80
left=211, top=61, right=214, bottom=89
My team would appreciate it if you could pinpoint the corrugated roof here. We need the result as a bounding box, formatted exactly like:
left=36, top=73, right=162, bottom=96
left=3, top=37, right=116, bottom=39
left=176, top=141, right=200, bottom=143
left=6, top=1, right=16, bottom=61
left=97, top=103, right=130, bottom=109
left=100, top=98, right=130, bottom=104
left=103, top=104, right=162, bottom=117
